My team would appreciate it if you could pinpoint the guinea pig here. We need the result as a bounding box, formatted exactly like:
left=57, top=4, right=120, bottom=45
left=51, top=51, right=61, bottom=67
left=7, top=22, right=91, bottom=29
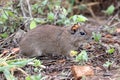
left=19, top=24, right=91, bottom=57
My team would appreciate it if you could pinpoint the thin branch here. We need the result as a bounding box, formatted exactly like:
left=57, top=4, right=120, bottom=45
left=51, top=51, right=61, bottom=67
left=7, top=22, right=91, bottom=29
left=20, top=0, right=26, bottom=17
left=26, top=0, right=32, bottom=18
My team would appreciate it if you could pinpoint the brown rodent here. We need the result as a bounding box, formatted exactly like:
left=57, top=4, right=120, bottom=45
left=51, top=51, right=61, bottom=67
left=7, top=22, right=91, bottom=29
left=19, top=24, right=91, bottom=57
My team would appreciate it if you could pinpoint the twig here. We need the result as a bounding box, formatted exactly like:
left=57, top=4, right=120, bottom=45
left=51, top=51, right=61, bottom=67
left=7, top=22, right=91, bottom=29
left=20, top=0, right=26, bottom=17
left=111, top=21, right=120, bottom=27
left=0, top=33, right=15, bottom=49
left=26, top=0, right=32, bottom=18
left=107, top=14, right=118, bottom=26
left=17, top=68, right=29, bottom=76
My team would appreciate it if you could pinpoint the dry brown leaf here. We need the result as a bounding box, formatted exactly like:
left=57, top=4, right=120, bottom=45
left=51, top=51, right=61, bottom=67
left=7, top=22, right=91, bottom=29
left=2, top=48, right=20, bottom=55
left=71, top=65, right=94, bottom=80
left=58, top=59, right=66, bottom=63
left=11, top=48, right=20, bottom=54
left=2, top=49, right=9, bottom=55
left=104, top=34, right=113, bottom=38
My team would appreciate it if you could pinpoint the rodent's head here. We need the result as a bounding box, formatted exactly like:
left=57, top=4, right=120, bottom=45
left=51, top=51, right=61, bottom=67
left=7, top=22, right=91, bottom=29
left=69, top=24, right=92, bottom=48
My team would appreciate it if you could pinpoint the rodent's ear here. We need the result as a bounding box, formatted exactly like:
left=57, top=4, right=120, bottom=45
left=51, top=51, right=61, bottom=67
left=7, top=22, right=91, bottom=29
left=70, top=24, right=80, bottom=34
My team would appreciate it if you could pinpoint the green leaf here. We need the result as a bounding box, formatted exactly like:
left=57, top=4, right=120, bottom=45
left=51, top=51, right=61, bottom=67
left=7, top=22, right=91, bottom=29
left=104, top=5, right=115, bottom=15
left=26, top=76, right=31, bottom=80
left=30, top=20, right=37, bottom=29
left=75, top=50, right=88, bottom=63
left=70, top=15, right=88, bottom=23
left=70, top=15, right=77, bottom=22
left=33, top=59, right=42, bottom=67
left=92, top=32, right=101, bottom=42
left=47, top=12, right=54, bottom=21
left=3, top=69, right=16, bottom=80
left=34, top=18, right=46, bottom=24
left=42, top=0, right=48, bottom=5
left=107, top=48, right=115, bottom=54
left=7, top=59, right=34, bottom=67
left=26, top=74, right=45, bottom=80
left=103, top=61, right=113, bottom=68
left=61, top=7, right=68, bottom=16
left=1, top=11, right=9, bottom=20
left=0, top=65, right=15, bottom=72
left=77, top=15, right=88, bottom=22
left=0, top=32, right=9, bottom=38
left=38, top=8, right=43, bottom=14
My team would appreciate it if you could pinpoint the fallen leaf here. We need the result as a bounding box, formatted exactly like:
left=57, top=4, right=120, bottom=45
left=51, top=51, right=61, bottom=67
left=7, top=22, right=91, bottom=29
left=2, top=48, right=20, bottom=55
left=71, top=65, right=94, bottom=80
left=95, top=66, right=102, bottom=71
left=104, top=34, right=112, bottom=38
left=116, top=28, right=120, bottom=33
left=58, top=59, right=66, bottom=63
left=70, top=50, right=78, bottom=56
left=11, top=48, right=20, bottom=54
left=2, top=49, right=9, bottom=54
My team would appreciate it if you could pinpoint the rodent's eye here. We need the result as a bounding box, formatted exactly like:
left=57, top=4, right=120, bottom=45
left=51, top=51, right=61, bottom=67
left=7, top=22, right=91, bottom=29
left=79, top=32, right=86, bottom=35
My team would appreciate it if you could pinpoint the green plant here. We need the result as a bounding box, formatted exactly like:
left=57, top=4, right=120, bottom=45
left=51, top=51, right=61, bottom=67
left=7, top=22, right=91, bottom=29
left=92, top=32, right=101, bottom=42
left=30, top=20, right=37, bottom=29
left=103, top=61, right=113, bottom=68
left=103, top=4, right=115, bottom=15
left=70, top=15, right=88, bottom=23
left=0, top=32, right=9, bottom=38
left=106, top=48, right=115, bottom=54
left=32, top=0, right=48, bottom=15
left=47, top=12, right=55, bottom=22
left=0, top=53, right=43, bottom=80
left=0, top=1, right=24, bottom=37
left=75, top=50, right=88, bottom=64
left=25, top=74, right=46, bottom=80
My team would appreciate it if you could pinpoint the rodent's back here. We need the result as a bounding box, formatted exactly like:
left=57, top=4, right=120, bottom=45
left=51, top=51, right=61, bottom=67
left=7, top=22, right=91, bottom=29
left=19, top=25, right=72, bottom=57
left=19, top=24, right=91, bottom=57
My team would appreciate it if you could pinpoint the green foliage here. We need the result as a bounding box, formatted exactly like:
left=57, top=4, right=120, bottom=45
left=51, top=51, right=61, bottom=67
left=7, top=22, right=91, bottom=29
left=0, top=32, right=9, bottom=38
left=46, top=6, right=88, bottom=25
left=30, top=20, right=37, bottom=29
left=103, top=5, right=115, bottom=15
left=92, top=32, right=101, bottom=42
left=47, top=12, right=55, bottom=22
left=70, top=15, right=88, bottom=23
left=33, top=59, right=42, bottom=67
left=75, top=50, right=88, bottom=64
left=0, top=2, right=23, bottom=37
left=0, top=53, right=42, bottom=80
left=3, top=69, right=16, bottom=80
left=26, top=74, right=46, bottom=80
left=107, top=48, right=115, bottom=54
left=0, top=0, right=89, bottom=38
left=103, top=61, right=113, bottom=68
left=31, top=1, right=88, bottom=25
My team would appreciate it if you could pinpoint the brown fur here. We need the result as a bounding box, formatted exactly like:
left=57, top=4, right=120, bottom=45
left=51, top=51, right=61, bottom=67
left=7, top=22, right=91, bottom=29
left=19, top=25, right=91, bottom=57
